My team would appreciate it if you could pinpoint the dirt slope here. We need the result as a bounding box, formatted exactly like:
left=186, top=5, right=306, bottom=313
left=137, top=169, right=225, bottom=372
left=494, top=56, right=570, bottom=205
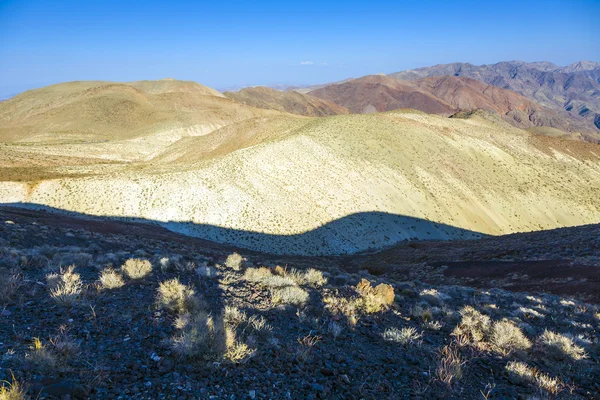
left=2, top=111, right=600, bottom=255
left=224, top=86, right=348, bottom=116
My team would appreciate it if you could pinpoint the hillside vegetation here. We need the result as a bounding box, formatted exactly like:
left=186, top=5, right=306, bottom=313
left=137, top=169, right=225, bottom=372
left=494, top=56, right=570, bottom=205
left=2, top=94, right=600, bottom=254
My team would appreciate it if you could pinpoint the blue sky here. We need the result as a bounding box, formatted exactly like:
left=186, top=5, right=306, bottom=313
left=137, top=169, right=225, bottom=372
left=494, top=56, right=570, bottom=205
left=0, top=0, right=598, bottom=96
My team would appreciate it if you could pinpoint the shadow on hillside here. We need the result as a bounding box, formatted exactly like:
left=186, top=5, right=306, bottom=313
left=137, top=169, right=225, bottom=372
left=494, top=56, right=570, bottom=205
left=0, top=202, right=486, bottom=256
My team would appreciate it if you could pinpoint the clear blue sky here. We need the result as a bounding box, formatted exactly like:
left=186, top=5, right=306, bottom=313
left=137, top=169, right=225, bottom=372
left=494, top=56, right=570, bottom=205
left=0, top=0, right=598, bottom=96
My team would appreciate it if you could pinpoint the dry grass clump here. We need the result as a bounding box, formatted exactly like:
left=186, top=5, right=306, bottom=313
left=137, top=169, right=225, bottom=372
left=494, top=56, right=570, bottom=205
left=539, top=330, right=587, bottom=360
left=0, top=267, right=22, bottom=304
left=244, top=267, right=275, bottom=282
left=172, top=310, right=256, bottom=363
left=26, top=337, right=57, bottom=372
left=355, top=279, right=395, bottom=314
left=0, top=374, right=25, bottom=400
left=288, top=268, right=327, bottom=287
left=505, top=361, right=562, bottom=395
left=323, top=295, right=359, bottom=327
left=436, top=344, right=464, bottom=388
left=271, top=286, right=309, bottom=306
left=47, top=265, right=83, bottom=306
left=411, top=303, right=433, bottom=322
left=453, top=306, right=491, bottom=347
left=156, top=278, right=201, bottom=314
left=98, top=268, right=124, bottom=290
left=490, top=320, right=531, bottom=355
left=382, top=327, right=422, bottom=346
left=121, top=258, right=152, bottom=279
left=225, top=252, right=244, bottom=271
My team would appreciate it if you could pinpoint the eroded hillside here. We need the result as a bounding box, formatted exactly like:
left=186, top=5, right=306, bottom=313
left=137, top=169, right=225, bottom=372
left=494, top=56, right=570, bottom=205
left=2, top=108, right=600, bottom=255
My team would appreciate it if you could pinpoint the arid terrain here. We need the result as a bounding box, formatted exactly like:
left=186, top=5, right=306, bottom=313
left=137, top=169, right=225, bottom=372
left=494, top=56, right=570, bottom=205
left=2, top=79, right=600, bottom=256
left=0, top=63, right=599, bottom=399
left=0, top=206, right=599, bottom=399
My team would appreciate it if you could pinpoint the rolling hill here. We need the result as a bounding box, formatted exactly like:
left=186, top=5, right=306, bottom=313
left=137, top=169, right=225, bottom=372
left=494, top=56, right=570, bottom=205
left=2, top=79, right=600, bottom=255
left=224, top=86, right=348, bottom=116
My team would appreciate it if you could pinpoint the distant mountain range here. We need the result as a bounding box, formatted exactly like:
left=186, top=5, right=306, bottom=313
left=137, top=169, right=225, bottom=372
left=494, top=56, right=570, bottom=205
left=389, top=61, right=600, bottom=134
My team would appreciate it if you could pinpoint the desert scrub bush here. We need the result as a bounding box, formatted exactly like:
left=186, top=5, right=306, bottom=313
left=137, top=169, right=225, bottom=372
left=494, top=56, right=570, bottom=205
left=244, top=267, right=295, bottom=287
left=0, top=267, right=22, bottom=303
left=323, top=295, right=359, bottom=327
left=354, top=279, right=394, bottom=313
left=271, top=286, right=309, bottom=306
left=47, top=265, right=83, bottom=306
left=382, top=327, right=422, bottom=346
left=411, top=303, right=433, bottom=322
left=420, top=288, right=450, bottom=306
left=504, top=361, right=562, bottom=395
left=0, top=373, right=25, bottom=400
left=172, top=311, right=255, bottom=363
left=243, top=267, right=274, bottom=282
left=436, top=344, right=464, bottom=388
left=26, top=337, right=57, bottom=372
left=156, top=278, right=201, bottom=314
left=171, top=311, right=225, bottom=360
left=288, top=268, right=327, bottom=287
left=98, top=268, right=124, bottom=290
left=490, top=320, right=531, bottom=355
left=50, top=328, right=81, bottom=361
left=539, top=330, right=586, bottom=360
left=453, top=306, right=491, bottom=347
left=121, top=258, right=152, bottom=279
left=225, top=252, right=244, bottom=271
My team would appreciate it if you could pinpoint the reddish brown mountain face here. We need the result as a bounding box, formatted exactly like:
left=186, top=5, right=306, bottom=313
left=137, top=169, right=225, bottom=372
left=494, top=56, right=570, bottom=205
left=308, top=74, right=598, bottom=140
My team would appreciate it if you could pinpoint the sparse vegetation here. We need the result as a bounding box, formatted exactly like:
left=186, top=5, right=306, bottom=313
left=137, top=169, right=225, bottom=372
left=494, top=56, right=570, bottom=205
left=0, top=373, right=25, bottom=400
left=156, top=278, right=200, bottom=314
left=490, top=319, right=531, bottom=355
left=0, top=267, right=22, bottom=303
left=121, top=258, right=152, bottom=279
left=271, top=286, right=309, bottom=306
left=539, top=330, right=587, bottom=360
left=47, top=265, right=83, bottom=306
left=225, top=252, right=244, bottom=271
left=98, top=268, right=125, bottom=289
left=382, top=327, right=422, bottom=346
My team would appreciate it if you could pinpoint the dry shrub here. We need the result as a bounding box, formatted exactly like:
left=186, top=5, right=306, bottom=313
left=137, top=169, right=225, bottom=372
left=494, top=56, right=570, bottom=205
left=27, top=337, right=57, bottom=372
left=172, top=311, right=255, bottom=363
left=539, top=330, right=587, bottom=360
left=505, top=361, right=562, bottom=395
left=453, top=306, right=491, bottom=347
left=382, top=327, right=422, bottom=346
left=288, top=268, right=327, bottom=286
left=0, top=373, right=25, bottom=400
left=355, top=279, right=394, bottom=313
left=196, top=266, right=217, bottom=279
left=436, top=344, right=464, bottom=388
left=50, top=327, right=81, bottom=361
left=121, top=258, right=152, bottom=279
left=0, top=267, right=22, bottom=304
left=271, top=286, right=309, bottom=306
left=156, top=278, right=201, bottom=314
left=98, top=268, right=124, bottom=290
left=48, top=265, right=83, bottom=306
left=323, top=295, right=359, bottom=327
left=225, top=252, right=244, bottom=271
left=490, top=320, right=531, bottom=355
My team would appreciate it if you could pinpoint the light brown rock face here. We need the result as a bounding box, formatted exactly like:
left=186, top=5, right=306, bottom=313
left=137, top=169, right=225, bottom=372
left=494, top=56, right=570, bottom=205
left=224, top=86, right=349, bottom=117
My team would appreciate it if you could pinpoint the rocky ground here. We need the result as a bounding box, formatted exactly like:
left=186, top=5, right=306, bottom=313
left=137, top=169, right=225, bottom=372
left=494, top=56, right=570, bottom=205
left=0, top=206, right=599, bottom=399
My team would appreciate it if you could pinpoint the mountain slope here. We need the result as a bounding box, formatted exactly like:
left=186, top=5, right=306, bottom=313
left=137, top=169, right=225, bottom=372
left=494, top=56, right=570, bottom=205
left=309, top=75, right=596, bottom=138
left=389, top=61, right=600, bottom=137
left=308, top=75, right=455, bottom=114
left=0, top=79, right=279, bottom=161
left=2, top=110, right=600, bottom=255
left=224, top=86, right=348, bottom=116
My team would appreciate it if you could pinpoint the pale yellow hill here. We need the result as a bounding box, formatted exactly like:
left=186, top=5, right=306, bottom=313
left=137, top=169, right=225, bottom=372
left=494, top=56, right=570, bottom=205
left=2, top=110, right=599, bottom=255
left=0, top=79, right=279, bottom=162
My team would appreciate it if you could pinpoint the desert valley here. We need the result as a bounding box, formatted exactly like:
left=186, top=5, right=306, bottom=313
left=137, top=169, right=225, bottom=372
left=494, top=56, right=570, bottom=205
left=0, top=2, right=599, bottom=396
